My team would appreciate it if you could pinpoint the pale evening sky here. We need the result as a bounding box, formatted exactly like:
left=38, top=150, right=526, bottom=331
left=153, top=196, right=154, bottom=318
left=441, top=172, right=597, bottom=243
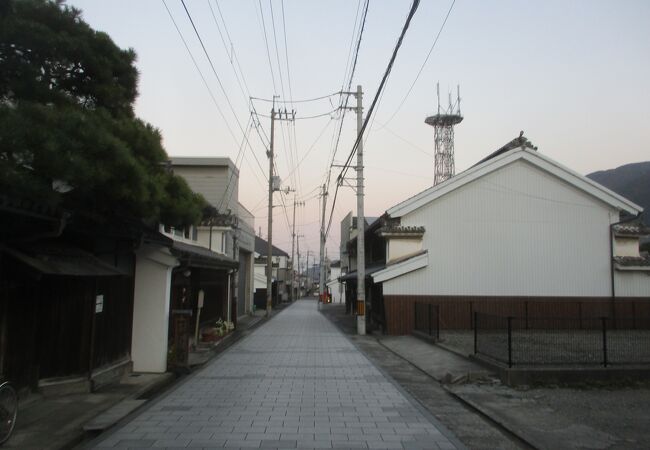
left=67, top=0, right=650, bottom=262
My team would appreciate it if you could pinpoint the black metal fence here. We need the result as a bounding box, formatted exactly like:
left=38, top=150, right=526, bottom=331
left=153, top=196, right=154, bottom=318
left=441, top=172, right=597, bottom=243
left=474, top=313, right=650, bottom=368
left=414, top=302, right=440, bottom=340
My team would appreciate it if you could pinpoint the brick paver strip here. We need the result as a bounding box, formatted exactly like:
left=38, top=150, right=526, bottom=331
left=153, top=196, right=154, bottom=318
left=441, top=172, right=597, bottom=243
left=94, top=300, right=462, bottom=449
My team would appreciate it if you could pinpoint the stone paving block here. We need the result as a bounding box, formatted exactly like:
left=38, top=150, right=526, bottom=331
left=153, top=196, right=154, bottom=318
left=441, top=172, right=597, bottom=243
left=332, top=441, right=368, bottom=448
left=142, top=432, right=181, bottom=440
left=279, top=432, right=316, bottom=440
left=186, top=438, right=227, bottom=448
left=224, top=439, right=261, bottom=448
left=151, top=437, right=191, bottom=447
left=297, top=440, right=333, bottom=449
left=92, top=301, right=459, bottom=450
left=260, top=439, right=298, bottom=448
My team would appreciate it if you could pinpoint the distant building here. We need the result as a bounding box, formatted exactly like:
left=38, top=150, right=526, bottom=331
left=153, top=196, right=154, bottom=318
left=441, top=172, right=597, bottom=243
left=326, top=260, right=345, bottom=304
left=169, top=157, right=255, bottom=318
left=253, top=236, right=290, bottom=308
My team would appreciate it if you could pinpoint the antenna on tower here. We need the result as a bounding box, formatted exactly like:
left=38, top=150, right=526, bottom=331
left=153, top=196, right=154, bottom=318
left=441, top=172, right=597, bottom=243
left=425, top=82, right=464, bottom=186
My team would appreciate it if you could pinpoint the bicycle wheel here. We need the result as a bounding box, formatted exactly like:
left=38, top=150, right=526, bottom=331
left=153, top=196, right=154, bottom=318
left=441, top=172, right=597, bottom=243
left=0, top=382, right=17, bottom=445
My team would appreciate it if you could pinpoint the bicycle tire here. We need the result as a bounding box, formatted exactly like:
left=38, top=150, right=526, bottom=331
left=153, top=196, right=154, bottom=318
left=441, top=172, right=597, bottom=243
left=0, top=382, right=17, bottom=445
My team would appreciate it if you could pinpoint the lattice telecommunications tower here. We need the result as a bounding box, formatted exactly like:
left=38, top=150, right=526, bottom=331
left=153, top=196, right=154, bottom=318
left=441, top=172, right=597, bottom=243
left=425, top=83, right=463, bottom=185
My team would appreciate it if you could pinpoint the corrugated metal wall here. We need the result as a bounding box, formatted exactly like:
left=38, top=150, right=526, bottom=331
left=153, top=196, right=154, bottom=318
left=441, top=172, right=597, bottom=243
left=385, top=160, right=618, bottom=297
left=172, top=165, right=238, bottom=214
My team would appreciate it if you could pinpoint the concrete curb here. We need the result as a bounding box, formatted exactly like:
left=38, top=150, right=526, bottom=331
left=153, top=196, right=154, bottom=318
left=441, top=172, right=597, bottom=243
left=442, top=387, right=541, bottom=450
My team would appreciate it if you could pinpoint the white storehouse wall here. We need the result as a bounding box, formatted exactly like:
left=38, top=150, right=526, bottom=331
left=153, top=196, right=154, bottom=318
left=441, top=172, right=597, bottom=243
left=383, top=159, right=620, bottom=297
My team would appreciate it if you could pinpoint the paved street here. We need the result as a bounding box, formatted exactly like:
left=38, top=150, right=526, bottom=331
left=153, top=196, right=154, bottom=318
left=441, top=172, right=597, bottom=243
left=93, top=299, right=461, bottom=449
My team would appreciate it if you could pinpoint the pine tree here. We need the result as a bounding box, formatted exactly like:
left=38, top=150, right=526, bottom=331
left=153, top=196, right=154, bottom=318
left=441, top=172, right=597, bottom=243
left=0, top=0, right=205, bottom=227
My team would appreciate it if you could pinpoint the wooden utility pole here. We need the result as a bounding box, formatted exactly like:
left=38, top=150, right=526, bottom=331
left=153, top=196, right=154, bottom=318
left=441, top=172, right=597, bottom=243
left=354, top=85, right=366, bottom=335
left=290, top=197, right=304, bottom=303
left=266, top=102, right=295, bottom=317
left=266, top=101, right=276, bottom=318
left=318, top=184, right=327, bottom=310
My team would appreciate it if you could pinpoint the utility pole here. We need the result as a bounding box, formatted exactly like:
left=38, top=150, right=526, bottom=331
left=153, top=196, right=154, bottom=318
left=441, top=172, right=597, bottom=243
left=306, top=250, right=311, bottom=292
left=266, top=100, right=295, bottom=317
left=318, top=184, right=327, bottom=310
left=354, top=85, right=366, bottom=335
left=266, top=100, right=276, bottom=318
left=290, top=197, right=304, bottom=303
left=296, top=235, right=301, bottom=298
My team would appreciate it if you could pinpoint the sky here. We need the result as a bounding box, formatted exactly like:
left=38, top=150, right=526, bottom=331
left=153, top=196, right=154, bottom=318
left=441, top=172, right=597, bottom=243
left=67, top=0, right=650, bottom=264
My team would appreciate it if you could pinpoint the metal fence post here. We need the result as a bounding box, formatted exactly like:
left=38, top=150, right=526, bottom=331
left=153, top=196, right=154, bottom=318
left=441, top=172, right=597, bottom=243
left=428, top=304, right=432, bottom=336
left=473, top=311, right=478, bottom=354
left=602, top=317, right=608, bottom=367
left=413, top=302, right=417, bottom=332
left=507, top=316, right=513, bottom=368
left=436, top=305, right=440, bottom=340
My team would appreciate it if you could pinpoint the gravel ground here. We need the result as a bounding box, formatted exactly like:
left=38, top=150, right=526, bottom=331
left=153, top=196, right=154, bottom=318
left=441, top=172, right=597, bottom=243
left=436, top=331, right=650, bottom=448
left=450, top=381, right=650, bottom=449
left=526, top=384, right=650, bottom=448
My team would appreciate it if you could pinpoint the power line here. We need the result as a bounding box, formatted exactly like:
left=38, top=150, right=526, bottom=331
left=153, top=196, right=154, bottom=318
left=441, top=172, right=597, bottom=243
left=338, top=0, right=421, bottom=182
left=257, top=0, right=277, bottom=93
left=255, top=107, right=340, bottom=121
left=282, top=0, right=303, bottom=199
left=326, top=0, right=422, bottom=237
left=219, top=115, right=253, bottom=212
left=179, top=0, right=267, bottom=182
left=213, top=0, right=253, bottom=98
left=162, top=1, right=235, bottom=155
left=250, top=92, right=342, bottom=104
left=267, top=0, right=297, bottom=194
left=382, top=0, right=456, bottom=125
left=284, top=118, right=335, bottom=182
left=326, top=0, right=369, bottom=188
left=207, top=0, right=249, bottom=104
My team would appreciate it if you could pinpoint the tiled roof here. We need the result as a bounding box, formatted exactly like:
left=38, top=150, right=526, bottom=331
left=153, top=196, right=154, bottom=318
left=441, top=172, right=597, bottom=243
left=171, top=241, right=238, bottom=269
left=614, top=256, right=650, bottom=267
left=378, top=226, right=425, bottom=237
left=3, top=241, right=126, bottom=277
left=612, top=223, right=650, bottom=237
left=471, top=133, right=538, bottom=168
left=254, top=236, right=289, bottom=257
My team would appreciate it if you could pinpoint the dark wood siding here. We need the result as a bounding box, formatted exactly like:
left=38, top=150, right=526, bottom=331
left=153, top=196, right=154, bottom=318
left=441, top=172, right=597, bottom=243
left=93, top=275, right=134, bottom=369
left=384, top=295, right=650, bottom=335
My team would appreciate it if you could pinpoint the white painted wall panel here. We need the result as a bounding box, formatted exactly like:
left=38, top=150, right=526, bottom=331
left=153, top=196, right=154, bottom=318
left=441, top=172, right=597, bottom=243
left=131, top=245, right=177, bottom=373
left=388, top=239, right=422, bottom=263
left=614, top=237, right=640, bottom=257
left=384, top=160, right=619, bottom=297
left=615, top=271, right=650, bottom=297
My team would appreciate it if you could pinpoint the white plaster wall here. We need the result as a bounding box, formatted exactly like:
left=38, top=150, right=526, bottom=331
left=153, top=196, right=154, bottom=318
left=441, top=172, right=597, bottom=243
left=384, top=160, right=619, bottom=297
left=254, top=263, right=267, bottom=290
left=387, top=239, right=422, bottom=263
left=131, top=245, right=178, bottom=373
left=614, top=237, right=640, bottom=258
left=196, top=227, right=228, bottom=253
left=615, top=271, right=650, bottom=297
left=326, top=267, right=344, bottom=303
